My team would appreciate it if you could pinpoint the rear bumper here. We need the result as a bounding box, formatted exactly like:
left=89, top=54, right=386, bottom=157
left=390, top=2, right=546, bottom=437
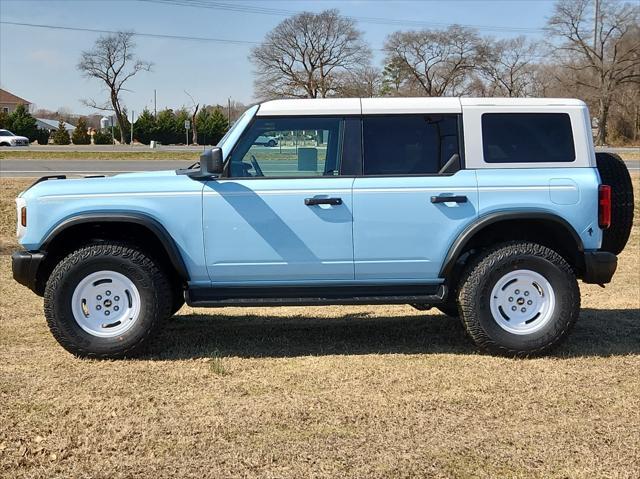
left=582, top=251, right=617, bottom=284
left=11, top=250, right=45, bottom=294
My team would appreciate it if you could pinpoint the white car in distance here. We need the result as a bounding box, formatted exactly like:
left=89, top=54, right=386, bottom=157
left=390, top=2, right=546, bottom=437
left=0, top=129, right=30, bottom=146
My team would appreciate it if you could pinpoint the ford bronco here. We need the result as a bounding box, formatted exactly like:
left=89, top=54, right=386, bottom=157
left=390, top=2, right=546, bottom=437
left=11, top=98, right=634, bottom=358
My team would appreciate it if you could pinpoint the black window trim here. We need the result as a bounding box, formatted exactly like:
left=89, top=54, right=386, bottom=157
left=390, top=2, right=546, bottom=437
left=220, top=113, right=466, bottom=180
left=480, top=112, right=576, bottom=164
left=360, top=113, right=465, bottom=178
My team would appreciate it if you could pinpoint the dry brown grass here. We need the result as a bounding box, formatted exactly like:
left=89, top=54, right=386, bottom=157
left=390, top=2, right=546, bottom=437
left=0, top=172, right=638, bottom=478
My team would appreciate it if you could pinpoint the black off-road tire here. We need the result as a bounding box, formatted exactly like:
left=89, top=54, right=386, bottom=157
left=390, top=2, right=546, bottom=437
left=458, top=242, right=580, bottom=357
left=595, top=152, right=634, bottom=255
left=44, top=242, right=172, bottom=359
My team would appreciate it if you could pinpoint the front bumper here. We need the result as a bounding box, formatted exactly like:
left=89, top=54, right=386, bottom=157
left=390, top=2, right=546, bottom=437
left=12, top=250, right=45, bottom=294
left=582, top=251, right=617, bottom=285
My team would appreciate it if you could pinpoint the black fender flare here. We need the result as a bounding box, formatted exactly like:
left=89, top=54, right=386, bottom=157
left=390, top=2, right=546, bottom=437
left=40, top=212, right=190, bottom=281
left=439, top=210, right=584, bottom=279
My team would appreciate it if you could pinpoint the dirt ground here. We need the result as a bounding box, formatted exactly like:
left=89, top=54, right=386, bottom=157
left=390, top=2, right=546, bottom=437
left=0, top=170, right=638, bottom=478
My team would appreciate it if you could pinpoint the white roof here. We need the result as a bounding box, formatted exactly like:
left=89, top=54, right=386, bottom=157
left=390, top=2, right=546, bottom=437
left=459, top=98, right=587, bottom=107
left=362, top=97, right=461, bottom=114
left=256, top=97, right=587, bottom=116
left=257, top=98, right=361, bottom=116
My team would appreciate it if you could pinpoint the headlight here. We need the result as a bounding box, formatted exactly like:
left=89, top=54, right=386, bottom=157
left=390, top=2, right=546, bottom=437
left=10, top=138, right=16, bottom=145
left=16, top=198, right=27, bottom=239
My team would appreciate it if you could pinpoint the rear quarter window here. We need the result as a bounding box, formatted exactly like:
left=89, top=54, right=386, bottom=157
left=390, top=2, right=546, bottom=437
left=481, top=113, right=575, bottom=163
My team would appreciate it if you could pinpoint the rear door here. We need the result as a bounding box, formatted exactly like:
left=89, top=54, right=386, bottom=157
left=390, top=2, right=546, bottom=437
left=203, top=116, right=355, bottom=284
left=352, top=114, right=478, bottom=281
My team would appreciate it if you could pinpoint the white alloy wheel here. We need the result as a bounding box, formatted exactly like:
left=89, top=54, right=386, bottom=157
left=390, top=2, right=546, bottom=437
left=71, top=270, right=141, bottom=338
left=489, top=269, right=556, bottom=335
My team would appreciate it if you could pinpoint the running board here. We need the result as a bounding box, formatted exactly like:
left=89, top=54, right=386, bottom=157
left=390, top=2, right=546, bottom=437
left=186, top=284, right=446, bottom=308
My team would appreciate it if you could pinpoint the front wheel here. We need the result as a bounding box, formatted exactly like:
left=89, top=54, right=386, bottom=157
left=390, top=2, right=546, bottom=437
left=44, top=243, right=172, bottom=358
left=458, top=242, right=579, bottom=357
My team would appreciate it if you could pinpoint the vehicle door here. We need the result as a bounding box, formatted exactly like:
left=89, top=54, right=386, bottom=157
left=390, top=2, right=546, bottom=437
left=203, top=116, right=355, bottom=284
left=352, top=113, right=479, bottom=281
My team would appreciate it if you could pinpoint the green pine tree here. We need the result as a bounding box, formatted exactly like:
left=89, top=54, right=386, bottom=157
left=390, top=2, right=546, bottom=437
left=133, top=108, right=157, bottom=144
left=71, top=117, right=91, bottom=145
left=7, top=104, right=38, bottom=141
left=52, top=119, right=71, bottom=145
left=209, top=108, right=229, bottom=144
left=155, top=109, right=177, bottom=144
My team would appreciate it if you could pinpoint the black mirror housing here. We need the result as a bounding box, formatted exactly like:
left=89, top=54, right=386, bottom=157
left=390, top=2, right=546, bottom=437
left=200, top=147, right=223, bottom=176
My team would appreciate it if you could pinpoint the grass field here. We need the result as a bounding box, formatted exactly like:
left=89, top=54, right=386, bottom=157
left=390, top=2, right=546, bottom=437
left=0, top=150, right=198, bottom=161
left=0, top=172, right=638, bottom=478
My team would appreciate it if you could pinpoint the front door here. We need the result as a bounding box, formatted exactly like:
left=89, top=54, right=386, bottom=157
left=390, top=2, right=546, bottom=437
left=203, top=116, right=354, bottom=284
left=352, top=114, right=479, bottom=281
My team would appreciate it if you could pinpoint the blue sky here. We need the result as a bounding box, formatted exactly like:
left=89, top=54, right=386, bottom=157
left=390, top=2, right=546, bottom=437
left=1, top=0, right=555, bottom=117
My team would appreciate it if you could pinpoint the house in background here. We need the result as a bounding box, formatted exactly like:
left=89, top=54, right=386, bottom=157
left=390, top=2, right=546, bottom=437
left=0, top=88, right=32, bottom=113
left=35, top=118, right=76, bottom=132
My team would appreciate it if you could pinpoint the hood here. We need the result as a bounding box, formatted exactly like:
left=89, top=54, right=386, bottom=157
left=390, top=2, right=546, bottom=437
left=19, top=169, right=191, bottom=200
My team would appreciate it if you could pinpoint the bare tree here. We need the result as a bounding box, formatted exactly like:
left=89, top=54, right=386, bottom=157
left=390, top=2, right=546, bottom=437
left=250, top=9, right=371, bottom=99
left=548, top=0, right=640, bottom=144
left=477, top=36, right=543, bottom=97
left=184, top=91, right=200, bottom=145
left=77, top=31, right=152, bottom=144
left=383, top=25, right=481, bottom=97
left=335, top=66, right=382, bottom=97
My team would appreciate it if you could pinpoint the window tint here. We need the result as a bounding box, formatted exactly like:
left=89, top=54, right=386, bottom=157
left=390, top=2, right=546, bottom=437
left=482, top=113, right=575, bottom=163
left=363, top=115, right=460, bottom=175
left=228, top=117, right=342, bottom=177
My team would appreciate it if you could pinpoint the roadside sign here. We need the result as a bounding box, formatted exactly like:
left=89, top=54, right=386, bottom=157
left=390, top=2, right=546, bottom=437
left=184, top=120, right=191, bottom=130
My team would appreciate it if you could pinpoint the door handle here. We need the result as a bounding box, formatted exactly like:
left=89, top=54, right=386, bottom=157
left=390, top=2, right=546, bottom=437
left=431, top=195, right=468, bottom=204
left=305, top=197, right=343, bottom=206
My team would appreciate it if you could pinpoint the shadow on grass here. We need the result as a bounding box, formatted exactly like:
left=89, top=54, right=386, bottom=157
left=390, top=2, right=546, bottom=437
left=142, top=307, right=640, bottom=360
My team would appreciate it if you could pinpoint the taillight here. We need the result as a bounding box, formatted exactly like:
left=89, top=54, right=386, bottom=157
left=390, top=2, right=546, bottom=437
left=598, top=185, right=611, bottom=229
left=20, top=206, right=27, bottom=227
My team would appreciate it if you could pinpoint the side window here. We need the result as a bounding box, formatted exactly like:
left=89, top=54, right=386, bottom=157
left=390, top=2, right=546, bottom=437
left=363, top=115, right=460, bottom=176
left=482, top=113, right=575, bottom=163
left=227, top=117, right=343, bottom=177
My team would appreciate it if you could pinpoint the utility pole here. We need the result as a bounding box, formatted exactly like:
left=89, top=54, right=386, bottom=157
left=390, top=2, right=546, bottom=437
left=227, top=97, right=231, bottom=125
left=154, top=89, right=157, bottom=118
left=593, top=0, right=600, bottom=52
left=130, top=110, right=134, bottom=145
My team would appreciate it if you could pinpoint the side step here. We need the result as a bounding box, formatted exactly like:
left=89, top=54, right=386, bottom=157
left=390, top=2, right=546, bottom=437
left=186, top=284, right=447, bottom=308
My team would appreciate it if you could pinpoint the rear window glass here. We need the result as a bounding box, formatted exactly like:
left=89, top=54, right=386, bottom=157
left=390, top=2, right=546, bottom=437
left=481, top=113, right=575, bottom=163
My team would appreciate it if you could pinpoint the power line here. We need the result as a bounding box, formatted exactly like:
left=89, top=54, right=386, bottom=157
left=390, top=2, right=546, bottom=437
left=0, top=20, right=258, bottom=45
left=1, top=19, right=551, bottom=60
left=140, top=0, right=546, bottom=34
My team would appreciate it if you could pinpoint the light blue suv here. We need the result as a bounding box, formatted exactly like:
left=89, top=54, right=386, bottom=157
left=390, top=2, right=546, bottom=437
left=12, top=98, right=634, bottom=358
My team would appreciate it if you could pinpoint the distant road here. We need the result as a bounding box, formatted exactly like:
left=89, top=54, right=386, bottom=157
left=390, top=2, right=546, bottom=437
left=1, top=146, right=637, bottom=178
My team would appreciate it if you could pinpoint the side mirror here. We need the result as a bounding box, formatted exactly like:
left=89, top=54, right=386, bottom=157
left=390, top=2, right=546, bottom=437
left=198, top=147, right=223, bottom=177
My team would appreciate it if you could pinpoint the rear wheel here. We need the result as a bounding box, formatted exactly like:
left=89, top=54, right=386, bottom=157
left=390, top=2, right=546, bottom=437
left=595, top=152, right=634, bottom=254
left=44, top=243, right=171, bottom=358
left=458, top=242, right=579, bottom=357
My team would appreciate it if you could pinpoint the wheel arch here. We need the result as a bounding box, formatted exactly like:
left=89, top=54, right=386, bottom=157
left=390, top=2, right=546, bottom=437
left=35, top=212, right=189, bottom=295
left=439, top=211, right=585, bottom=280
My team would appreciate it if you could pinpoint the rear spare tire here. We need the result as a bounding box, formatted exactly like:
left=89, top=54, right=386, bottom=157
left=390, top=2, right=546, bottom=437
left=595, top=152, right=634, bottom=255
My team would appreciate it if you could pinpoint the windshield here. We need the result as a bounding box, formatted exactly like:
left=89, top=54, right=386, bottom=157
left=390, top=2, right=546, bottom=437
left=217, top=105, right=259, bottom=159
left=0, top=130, right=15, bottom=137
